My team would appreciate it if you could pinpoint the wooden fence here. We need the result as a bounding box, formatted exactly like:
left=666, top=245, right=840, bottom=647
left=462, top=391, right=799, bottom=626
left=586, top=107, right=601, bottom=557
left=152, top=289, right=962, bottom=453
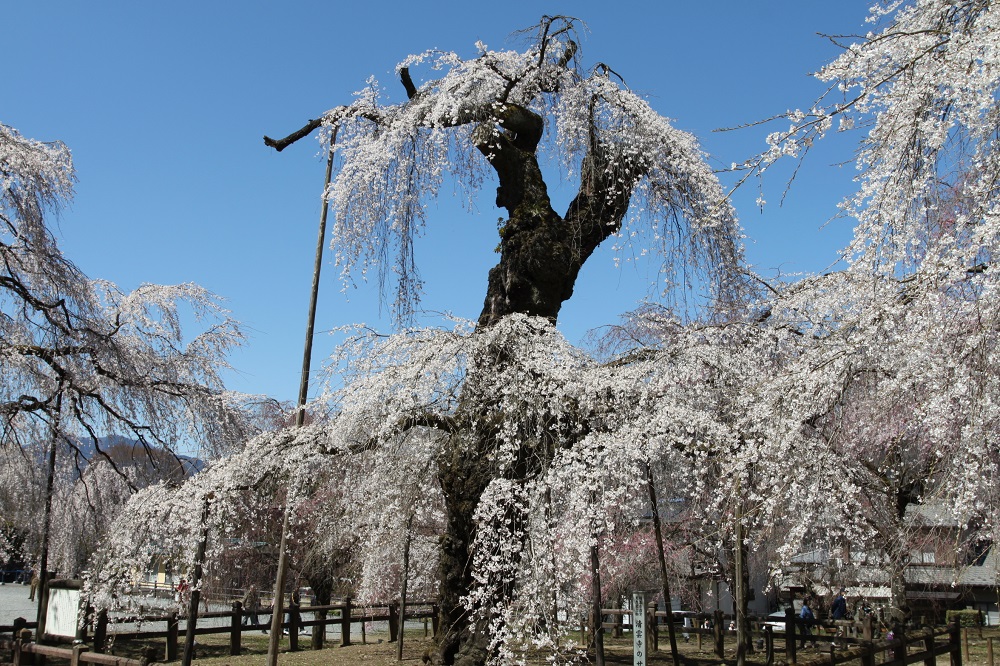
left=108, top=598, right=438, bottom=659
left=2, top=598, right=438, bottom=664
left=1, top=629, right=157, bottom=666
left=591, top=605, right=965, bottom=666
left=0, top=618, right=37, bottom=638
left=3, top=600, right=973, bottom=666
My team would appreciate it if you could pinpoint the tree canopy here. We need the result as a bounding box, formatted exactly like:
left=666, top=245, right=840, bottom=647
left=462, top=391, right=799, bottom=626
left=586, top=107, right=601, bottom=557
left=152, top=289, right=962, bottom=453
left=266, top=15, right=748, bottom=326
left=83, top=5, right=1000, bottom=665
left=0, top=121, right=274, bottom=572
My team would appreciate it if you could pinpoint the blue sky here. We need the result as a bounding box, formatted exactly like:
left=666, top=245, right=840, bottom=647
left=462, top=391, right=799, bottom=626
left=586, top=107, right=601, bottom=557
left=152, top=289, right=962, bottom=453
left=7, top=1, right=873, bottom=404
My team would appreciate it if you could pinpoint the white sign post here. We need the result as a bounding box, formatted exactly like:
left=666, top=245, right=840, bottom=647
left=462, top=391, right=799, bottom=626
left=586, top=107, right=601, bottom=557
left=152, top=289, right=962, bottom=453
left=632, top=591, right=646, bottom=666
left=44, top=581, right=82, bottom=639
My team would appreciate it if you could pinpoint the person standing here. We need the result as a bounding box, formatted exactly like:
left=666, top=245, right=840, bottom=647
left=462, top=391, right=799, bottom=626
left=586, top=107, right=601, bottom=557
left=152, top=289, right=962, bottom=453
left=175, top=578, right=190, bottom=605
left=28, top=568, right=39, bottom=602
left=799, top=597, right=817, bottom=649
left=831, top=588, right=848, bottom=648
left=242, top=585, right=260, bottom=628
left=831, top=588, right=848, bottom=620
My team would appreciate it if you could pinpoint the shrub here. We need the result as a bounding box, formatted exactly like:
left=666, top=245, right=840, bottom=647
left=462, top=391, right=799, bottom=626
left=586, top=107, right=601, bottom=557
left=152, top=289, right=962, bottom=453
left=945, top=610, right=982, bottom=627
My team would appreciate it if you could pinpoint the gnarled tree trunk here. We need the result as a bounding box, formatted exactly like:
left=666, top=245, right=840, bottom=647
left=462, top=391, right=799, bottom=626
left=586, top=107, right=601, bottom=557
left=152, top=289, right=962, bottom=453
left=430, top=109, right=637, bottom=666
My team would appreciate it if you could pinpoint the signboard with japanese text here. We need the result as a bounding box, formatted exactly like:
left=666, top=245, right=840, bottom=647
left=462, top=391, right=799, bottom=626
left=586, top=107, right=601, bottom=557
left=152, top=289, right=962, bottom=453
left=632, top=591, right=646, bottom=666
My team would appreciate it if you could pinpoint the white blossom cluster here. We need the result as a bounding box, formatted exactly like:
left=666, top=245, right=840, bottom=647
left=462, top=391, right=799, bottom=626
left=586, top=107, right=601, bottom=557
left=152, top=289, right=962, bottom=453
left=88, top=314, right=799, bottom=661
left=311, top=21, right=740, bottom=322
left=745, top=0, right=1000, bottom=564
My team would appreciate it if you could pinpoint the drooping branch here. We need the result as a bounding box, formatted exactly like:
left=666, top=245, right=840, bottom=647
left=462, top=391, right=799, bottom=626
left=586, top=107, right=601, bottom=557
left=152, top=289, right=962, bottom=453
left=263, top=106, right=360, bottom=152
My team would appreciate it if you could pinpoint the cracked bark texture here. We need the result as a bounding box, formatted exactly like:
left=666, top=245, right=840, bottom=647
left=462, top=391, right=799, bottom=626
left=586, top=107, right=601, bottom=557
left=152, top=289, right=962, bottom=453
left=475, top=108, right=637, bottom=328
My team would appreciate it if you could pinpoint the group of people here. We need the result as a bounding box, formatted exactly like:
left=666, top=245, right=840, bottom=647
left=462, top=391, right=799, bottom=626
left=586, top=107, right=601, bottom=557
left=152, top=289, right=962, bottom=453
left=798, top=587, right=850, bottom=649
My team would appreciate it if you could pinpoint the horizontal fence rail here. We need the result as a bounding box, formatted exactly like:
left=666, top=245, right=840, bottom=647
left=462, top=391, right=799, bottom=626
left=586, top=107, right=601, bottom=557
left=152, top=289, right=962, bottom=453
left=65, top=598, right=434, bottom=662
left=2, top=599, right=969, bottom=665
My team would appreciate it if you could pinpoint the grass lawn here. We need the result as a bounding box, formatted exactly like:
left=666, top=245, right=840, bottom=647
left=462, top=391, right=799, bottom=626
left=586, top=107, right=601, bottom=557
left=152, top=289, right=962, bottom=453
left=98, top=625, right=1000, bottom=665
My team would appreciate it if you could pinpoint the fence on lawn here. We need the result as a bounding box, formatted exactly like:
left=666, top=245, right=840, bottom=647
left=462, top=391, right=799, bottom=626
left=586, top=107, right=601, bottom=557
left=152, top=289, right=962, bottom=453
left=1, top=597, right=437, bottom=664
left=2, top=599, right=975, bottom=666
left=587, top=605, right=965, bottom=666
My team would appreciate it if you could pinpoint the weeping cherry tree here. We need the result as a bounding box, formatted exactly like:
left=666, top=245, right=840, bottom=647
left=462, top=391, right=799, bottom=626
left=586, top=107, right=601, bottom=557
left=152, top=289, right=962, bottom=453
left=94, top=17, right=751, bottom=666
left=0, top=121, right=269, bottom=581
left=738, top=0, right=1000, bottom=621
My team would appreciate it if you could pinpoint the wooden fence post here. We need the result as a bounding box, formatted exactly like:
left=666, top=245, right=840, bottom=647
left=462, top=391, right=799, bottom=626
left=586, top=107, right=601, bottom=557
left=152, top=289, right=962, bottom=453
left=764, top=625, right=774, bottom=666
left=166, top=611, right=179, bottom=662
left=785, top=607, right=796, bottom=665
left=613, top=600, right=622, bottom=639
left=432, top=604, right=440, bottom=638
left=963, top=627, right=970, bottom=662
left=891, top=625, right=907, bottom=664
left=288, top=600, right=300, bottom=652
left=70, top=643, right=88, bottom=666
left=987, top=636, right=994, bottom=666
left=93, top=609, right=108, bottom=654
left=388, top=600, right=399, bottom=642
left=714, top=610, right=724, bottom=658
left=648, top=602, right=659, bottom=652
left=14, top=627, right=33, bottom=666
left=230, top=601, right=242, bottom=656
left=923, top=627, right=936, bottom=666
left=860, top=638, right=875, bottom=666
left=949, top=622, right=962, bottom=666
left=340, top=597, right=352, bottom=647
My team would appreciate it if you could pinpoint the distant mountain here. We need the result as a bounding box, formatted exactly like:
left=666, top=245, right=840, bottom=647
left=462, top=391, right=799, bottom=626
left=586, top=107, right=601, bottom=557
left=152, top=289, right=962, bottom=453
left=35, top=435, right=206, bottom=480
